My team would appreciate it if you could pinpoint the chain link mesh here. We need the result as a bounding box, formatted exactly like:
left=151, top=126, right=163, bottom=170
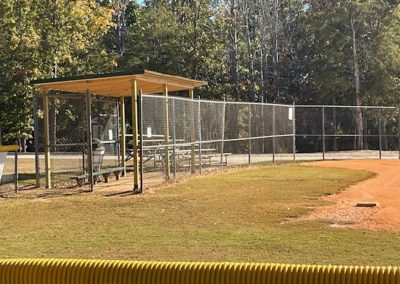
left=295, top=106, right=399, bottom=159
left=33, top=94, right=121, bottom=189
left=140, top=95, right=294, bottom=180
left=26, top=93, right=400, bottom=191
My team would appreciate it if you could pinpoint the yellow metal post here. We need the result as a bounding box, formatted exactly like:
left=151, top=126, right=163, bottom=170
left=163, top=84, right=170, bottom=180
left=189, top=89, right=195, bottom=174
left=131, top=80, right=139, bottom=191
left=120, top=97, right=127, bottom=176
left=43, top=94, right=51, bottom=189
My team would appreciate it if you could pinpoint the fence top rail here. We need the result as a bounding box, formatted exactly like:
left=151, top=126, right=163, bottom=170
left=142, top=94, right=293, bottom=108
left=142, top=95, right=397, bottom=109
left=296, top=104, right=397, bottom=109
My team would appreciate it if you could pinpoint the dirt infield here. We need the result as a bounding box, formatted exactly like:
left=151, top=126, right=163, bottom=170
left=306, top=159, right=400, bottom=232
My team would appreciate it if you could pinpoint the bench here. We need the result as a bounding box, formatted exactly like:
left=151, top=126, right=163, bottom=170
left=71, top=167, right=125, bottom=187
left=181, top=153, right=232, bottom=169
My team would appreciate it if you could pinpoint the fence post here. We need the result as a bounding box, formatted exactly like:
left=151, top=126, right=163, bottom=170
left=172, top=98, right=177, bottom=179
left=14, top=150, right=18, bottom=193
left=248, top=105, right=252, bottom=165
left=189, top=90, right=196, bottom=173
left=138, top=90, right=144, bottom=193
left=119, top=97, right=127, bottom=176
left=197, top=97, right=202, bottom=174
left=116, top=100, right=121, bottom=169
left=272, top=105, right=276, bottom=164
left=292, top=102, right=296, bottom=162
left=322, top=107, right=325, bottom=160
left=43, top=92, right=52, bottom=189
left=333, top=107, right=337, bottom=152
left=131, top=80, right=140, bottom=191
left=85, top=91, right=94, bottom=192
left=163, top=85, right=170, bottom=180
left=379, top=108, right=382, bottom=159
left=220, top=96, right=226, bottom=167
left=81, top=98, right=86, bottom=178
left=33, top=94, right=40, bottom=188
left=398, top=106, right=400, bottom=159
left=262, top=99, right=265, bottom=153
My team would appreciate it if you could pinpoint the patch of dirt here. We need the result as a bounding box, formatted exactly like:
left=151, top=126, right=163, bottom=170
left=304, top=159, right=400, bottom=232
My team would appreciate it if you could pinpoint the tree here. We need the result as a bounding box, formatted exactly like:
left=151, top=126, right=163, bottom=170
left=297, top=0, right=400, bottom=149
left=0, top=0, right=113, bottom=146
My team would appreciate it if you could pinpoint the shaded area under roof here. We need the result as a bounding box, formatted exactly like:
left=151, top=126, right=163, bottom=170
left=31, top=69, right=207, bottom=96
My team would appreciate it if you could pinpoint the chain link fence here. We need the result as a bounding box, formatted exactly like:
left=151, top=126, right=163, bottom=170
left=139, top=97, right=400, bottom=189
left=295, top=105, right=400, bottom=159
left=139, top=95, right=295, bottom=186
left=13, top=93, right=399, bottom=192
left=33, top=93, right=121, bottom=189
left=34, top=94, right=88, bottom=189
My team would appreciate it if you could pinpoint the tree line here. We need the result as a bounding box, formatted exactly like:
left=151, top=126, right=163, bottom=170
left=0, top=0, right=400, bottom=147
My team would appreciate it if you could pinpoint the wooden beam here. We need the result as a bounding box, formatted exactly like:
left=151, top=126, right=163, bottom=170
left=189, top=89, right=196, bottom=174
left=33, top=94, right=41, bottom=188
left=120, top=97, right=127, bottom=175
left=43, top=94, right=51, bottom=189
left=42, top=82, right=191, bottom=97
left=163, top=84, right=170, bottom=180
left=134, top=74, right=199, bottom=90
left=86, top=91, right=94, bottom=192
left=131, top=80, right=139, bottom=191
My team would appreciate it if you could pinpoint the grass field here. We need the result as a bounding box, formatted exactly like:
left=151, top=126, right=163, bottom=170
left=1, top=163, right=400, bottom=266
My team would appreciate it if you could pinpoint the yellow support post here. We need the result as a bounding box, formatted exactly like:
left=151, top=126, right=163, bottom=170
left=163, top=84, right=170, bottom=180
left=189, top=89, right=195, bottom=174
left=131, top=80, right=139, bottom=191
left=43, top=94, right=51, bottom=189
left=120, top=97, right=127, bottom=176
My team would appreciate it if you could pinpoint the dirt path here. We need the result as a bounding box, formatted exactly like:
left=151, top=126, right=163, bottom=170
left=305, top=160, right=400, bottom=232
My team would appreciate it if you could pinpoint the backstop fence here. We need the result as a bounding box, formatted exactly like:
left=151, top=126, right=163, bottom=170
left=16, top=94, right=400, bottom=191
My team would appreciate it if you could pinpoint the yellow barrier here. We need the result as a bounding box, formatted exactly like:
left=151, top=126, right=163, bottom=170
left=0, top=145, right=19, bottom=153
left=0, top=259, right=399, bottom=283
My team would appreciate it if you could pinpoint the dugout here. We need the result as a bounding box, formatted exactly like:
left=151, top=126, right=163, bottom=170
left=32, top=70, right=206, bottom=192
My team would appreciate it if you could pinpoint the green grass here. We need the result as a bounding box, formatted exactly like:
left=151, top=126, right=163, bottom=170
left=1, top=164, right=400, bottom=266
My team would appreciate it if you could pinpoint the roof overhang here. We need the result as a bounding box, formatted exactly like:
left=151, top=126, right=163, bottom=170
left=31, top=69, right=207, bottom=96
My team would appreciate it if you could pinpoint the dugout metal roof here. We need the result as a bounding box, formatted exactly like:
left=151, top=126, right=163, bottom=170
left=31, top=69, right=207, bottom=96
